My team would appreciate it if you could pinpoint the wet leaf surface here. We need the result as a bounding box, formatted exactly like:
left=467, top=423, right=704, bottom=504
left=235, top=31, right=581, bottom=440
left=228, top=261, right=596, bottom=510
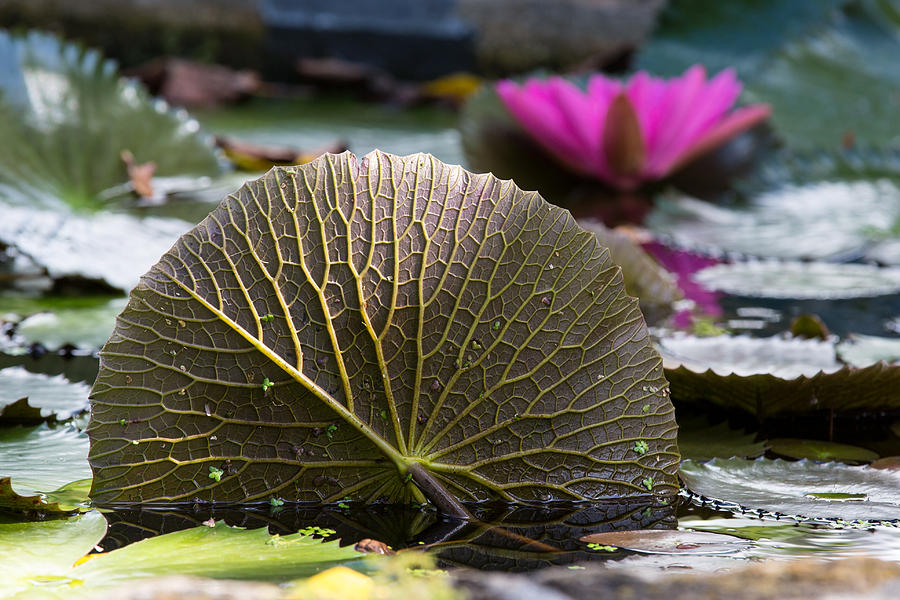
left=87, top=150, right=679, bottom=511
left=680, top=458, right=900, bottom=521
left=1, top=296, right=126, bottom=351
left=579, top=529, right=749, bottom=555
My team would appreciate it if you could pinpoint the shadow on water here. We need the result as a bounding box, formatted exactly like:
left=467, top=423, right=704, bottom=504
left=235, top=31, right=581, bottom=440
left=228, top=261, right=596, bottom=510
left=101, top=500, right=678, bottom=571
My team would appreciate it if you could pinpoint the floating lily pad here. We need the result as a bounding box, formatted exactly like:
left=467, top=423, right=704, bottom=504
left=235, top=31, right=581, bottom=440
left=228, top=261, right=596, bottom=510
left=680, top=458, right=900, bottom=521
left=0, top=366, right=90, bottom=421
left=836, top=334, right=900, bottom=367
left=659, top=334, right=900, bottom=417
left=7, top=296, right=127, bottom=351
left=767, top=439, right=879, bottom=463
left=0, top=424, right=91, bottom=514
left=648, top=181, right=900, bottom=262
left=0, top=510, right=365, bottom=598
left=693, top=261, right=900, bottom=300
left=579, top=529, right=749, bottom=555
left=677, top=416, right=768, bottom=463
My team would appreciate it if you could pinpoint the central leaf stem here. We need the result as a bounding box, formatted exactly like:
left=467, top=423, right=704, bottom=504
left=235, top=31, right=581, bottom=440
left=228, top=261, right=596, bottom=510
left=406, top=462, right=472, bottom=519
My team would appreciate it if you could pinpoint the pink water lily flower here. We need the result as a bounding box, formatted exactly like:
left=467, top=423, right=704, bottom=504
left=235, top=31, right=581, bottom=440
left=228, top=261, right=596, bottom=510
left=496, top=65, right=771, bottom=190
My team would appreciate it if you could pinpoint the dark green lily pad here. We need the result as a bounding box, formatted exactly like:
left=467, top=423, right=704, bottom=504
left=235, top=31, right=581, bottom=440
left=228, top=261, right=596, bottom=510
left=648, top=181, right=900, bottom=262
left=677, top=416, right=768, bottom=463
left=0, top=366, right=90, bottom=421
left=693, top=261, right=900, bottom=300
left=0, top=424, right=91, bottom=514
left=9, top=297, right=127, bottom=351
left=579, top=529, right=749, bottom=555
left=88, top=151, right=680, bottom=512
left=768, top=439, right=879, bottom=463
left=659, top=334, right=900, bottom=418
left=680, top=458, right=900, bottom=521
left=836, top=334, right=900, bottom=367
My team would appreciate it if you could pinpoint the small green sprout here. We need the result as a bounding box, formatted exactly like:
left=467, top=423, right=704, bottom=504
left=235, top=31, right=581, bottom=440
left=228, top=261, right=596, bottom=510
left=492, top=320, right=501, bottom=330
left=298, top=526, right=336, bottom=537
left=586, top=543, right=617, bottom=552
left=269, top=497, right=284, bottom=507
left=567, top=565, right=586, bottom=570
left=642, top=404, right=651, bottom=413
left=208, top=466, right=224, bottom=482
left=403, top=473, right=413, bottom=484
left=119, top=418, right=127, bottom=426
left=260, top=314, right=275, bottom=323
left=326, top=424, right=338, bottom=439
left=642, top=477, right=654, bottom=491
left=633, top=440, right=649, bottom=455
left=471, top=340, right=481, bottom=350
left=261, top=378, right=274, bottom=392
left=131, top=440, right=139, bottom=445
left=660, top=499, right=669, bottom=506
left=380, top=410, right=387, bottom=420
left=337, top=502, right=350, bottom=509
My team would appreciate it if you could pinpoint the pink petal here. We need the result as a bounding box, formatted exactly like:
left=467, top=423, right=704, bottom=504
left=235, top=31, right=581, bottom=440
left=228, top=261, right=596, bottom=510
left=642, top=65, right=709, bottom=175
left=663, top=104, right=772, bottom=177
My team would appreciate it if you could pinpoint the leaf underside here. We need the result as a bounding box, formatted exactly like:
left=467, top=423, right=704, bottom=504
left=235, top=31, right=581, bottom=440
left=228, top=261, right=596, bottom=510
left=88, top=151, right=679, bottom=510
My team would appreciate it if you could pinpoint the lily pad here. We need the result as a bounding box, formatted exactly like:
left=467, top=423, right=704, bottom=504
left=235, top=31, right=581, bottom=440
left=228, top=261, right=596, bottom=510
left=0, top=366, right=90, bottom=421
left=680, top=458, right=900, bottom=521
left=677, top=416, right=768, bottom=463
left=647, top=181, right=900, bottom=262
left=767, top=439, right=879, bottom=463
left=579, top=529, right=749, bottom=555
left=693, top=261, right=900, bottom=300
left=0, top=510, right=365, bottom=598
left=659, top=334, right=900, bottom=417
left=6, top=296, right=127, bottom=351
left=0, top=424, right=91, bottom=513
left=88, top=150, right=680, bottom=513
left=836, top=334, right=900, bottom=367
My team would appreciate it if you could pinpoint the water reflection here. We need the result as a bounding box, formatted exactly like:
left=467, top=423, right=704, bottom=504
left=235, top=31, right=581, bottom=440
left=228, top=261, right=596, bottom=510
left=101, top=500, right=677, bottom=571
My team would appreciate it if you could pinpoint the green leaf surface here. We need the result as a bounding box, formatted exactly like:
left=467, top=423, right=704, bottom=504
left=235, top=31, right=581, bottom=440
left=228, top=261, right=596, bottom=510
left=88, top=150, right=680, bottom=512
left=659, top=334, right=900, bottom=417
left=0, top=424, right=91, bottom=514
left=1, top=297, right=126, bottom=352
left=0, top=367, right=90, bottom=421
left=0, top=511, right=365, bottom=599
left=680, top=458, right=900, bottom=521
left=676, top=416, right=768, bottom=463
left=768, top=438, right=880, bottom=463
left=0, top=510, right=107, bottom=598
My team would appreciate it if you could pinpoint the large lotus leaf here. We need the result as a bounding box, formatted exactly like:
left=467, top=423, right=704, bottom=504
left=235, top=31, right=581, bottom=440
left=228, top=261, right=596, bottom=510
left=680, top=458, right=900, bottom=522
left=0, top=511, right=365, bottom=599
left=659, top=334, right=900, bottom=417
left=0, top=366, right=90, bottom=421
left=0, top=424, right=91, bottom=514
left=0, top=31, right=220, bottom=209
left=87, top=151, right=680, bottom=512
left=693, top=261, right=900, bottom=300
left=647, top=181, right=900, bottom=261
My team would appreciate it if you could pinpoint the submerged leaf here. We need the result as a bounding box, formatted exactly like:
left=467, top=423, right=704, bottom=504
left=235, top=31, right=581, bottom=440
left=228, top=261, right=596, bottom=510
left=767, top=439, right=879, bottom=463
left=676, top=416, right=768, bottom=463
left=680, top=458, right=900, bottom=521
left=579, top=529, right=749, bottom=555
left=88, top=151, right=679, bottom=512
